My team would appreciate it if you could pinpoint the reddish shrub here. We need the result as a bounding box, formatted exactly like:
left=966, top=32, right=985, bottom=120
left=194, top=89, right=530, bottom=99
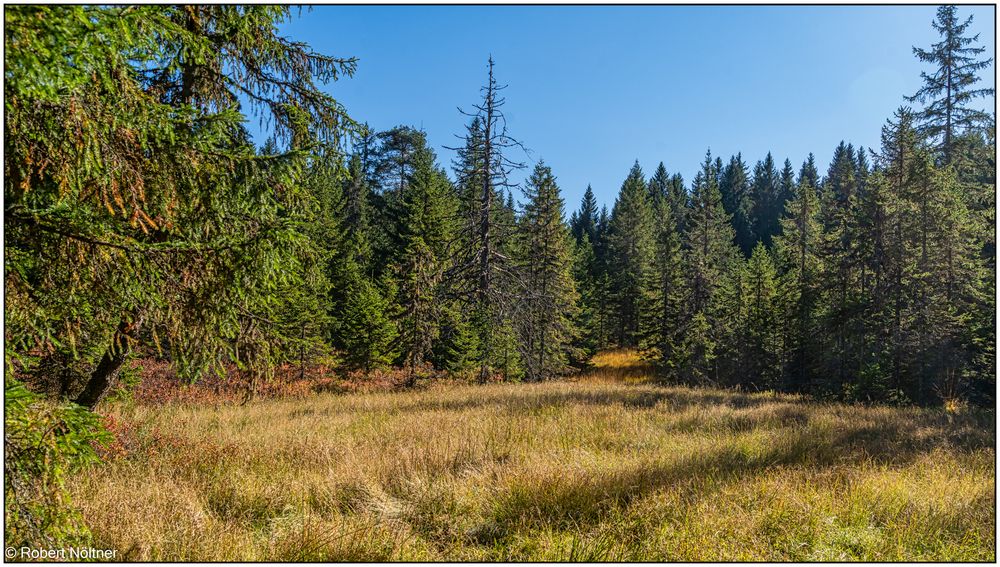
left=127, top=360, right=455, bottom=407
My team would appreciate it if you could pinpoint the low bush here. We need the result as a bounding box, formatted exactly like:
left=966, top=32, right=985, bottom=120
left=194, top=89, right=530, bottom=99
left=4, top=379, right=109, bottom=549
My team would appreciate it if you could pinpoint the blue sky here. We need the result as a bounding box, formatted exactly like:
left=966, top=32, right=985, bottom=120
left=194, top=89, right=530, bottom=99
left=264, top=5, right=995, bottom=210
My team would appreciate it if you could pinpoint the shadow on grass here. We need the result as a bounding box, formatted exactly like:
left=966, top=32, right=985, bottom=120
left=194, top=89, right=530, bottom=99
left=469, top=411, right=994, bottom=546
left=394, top=387, right=786, bottom=416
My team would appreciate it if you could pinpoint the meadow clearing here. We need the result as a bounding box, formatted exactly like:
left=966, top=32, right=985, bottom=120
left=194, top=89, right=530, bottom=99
left=70, top=351, right=995, bottom=561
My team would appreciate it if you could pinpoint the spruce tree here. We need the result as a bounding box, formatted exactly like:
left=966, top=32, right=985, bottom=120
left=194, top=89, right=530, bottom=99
left=5, top=5, right=359, bottom=405
left=667, top=173, right=688, bottom=236
left=869, top=107, right=992, bottom=404
left=714, top=156, right=726, bottom=194
left=855, top=147, right=871, bottom=197
left=590, top=205, right=615, bottom=349
left=648, top=162, right=672, bottom=206
left=516, top=162, right=580, bottom=380
left=607, top=161, right=656, bottom=347
left=390, top=141, right=457, bottom=382
left=571, top=233, right=601, bottom=361
left=750, top=152, right=781, bottom=248
left=570, top=185, right=599, bottom=244
left=640, top=195, right=685, bottom=376
left=740, top=244, right=783, bottom=389
left=917, top=165, right=992, bottom=404
left=907, top=5, right=995, bottom=163
left=337, top=264, right=398, bottom=372
left=720, top=153, right=754, bottom=256
left=798, top=153, right=821, bottom=189
left=861, top=110, right=921, bottom=400
left=446, top=58, right=526, bottom=382
left=779, top=158, right=797, bottom=213
left=817, top=141, right=862, bottom=397
left=681, top=151, right=739, bottom=383
left=774, top=177, right=823, bottom=392
left=342, top=152, right=375, bottom=270
left=948, top=126, right=996, bottom=403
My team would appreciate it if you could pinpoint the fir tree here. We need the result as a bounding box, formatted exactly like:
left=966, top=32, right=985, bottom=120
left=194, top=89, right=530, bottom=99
left=907, top=5, right=995, bottom=163
left=720, top=153, right=754, bottom=256
left=516, top=162, right=580, bottom=380
left=607, top=161, right=655, bottom=347
left=750, top=152, right=781, bottom=248
left=681, top=150, right=739, bottom=383
left=570, top=185, right=599, bottom=244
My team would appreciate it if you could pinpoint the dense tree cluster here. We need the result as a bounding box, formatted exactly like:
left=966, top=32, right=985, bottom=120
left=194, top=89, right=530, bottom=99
left=570, top=6, right=994, bottom=404
left=6, top=5, right=362, bottom=407
left=5, top=5, right=994, bottom=412
left=5, top=7, right=585, bottom=403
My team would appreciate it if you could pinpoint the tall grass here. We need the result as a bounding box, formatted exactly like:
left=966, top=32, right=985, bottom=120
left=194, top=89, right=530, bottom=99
left=69, top=350, right=994, bottom=561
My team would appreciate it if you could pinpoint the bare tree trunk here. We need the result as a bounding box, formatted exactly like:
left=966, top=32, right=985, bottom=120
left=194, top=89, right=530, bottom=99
left=477, top=62, right=496, bottom=386
left=242, top=371, right=258, bottom=405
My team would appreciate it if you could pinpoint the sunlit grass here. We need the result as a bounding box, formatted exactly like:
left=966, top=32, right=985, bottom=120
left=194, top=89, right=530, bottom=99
left=70, top=350, right=995, bottom=561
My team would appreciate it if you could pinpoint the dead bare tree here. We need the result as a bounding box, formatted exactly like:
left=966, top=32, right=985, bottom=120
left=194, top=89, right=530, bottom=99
left=445, top=57, right=529, bottom=383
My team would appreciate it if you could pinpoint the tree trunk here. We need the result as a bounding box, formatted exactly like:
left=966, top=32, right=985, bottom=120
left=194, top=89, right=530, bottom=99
left=477, top=66, right=495, bottom=386
left=73, top=316, right=142, bottom=409
left=299, top=323, right=306, bottom=381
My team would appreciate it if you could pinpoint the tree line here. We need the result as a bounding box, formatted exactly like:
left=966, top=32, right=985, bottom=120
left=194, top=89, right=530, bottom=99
left=5, top=5, right=995, bottom=410
left=570, top=6, right=994, bottom=404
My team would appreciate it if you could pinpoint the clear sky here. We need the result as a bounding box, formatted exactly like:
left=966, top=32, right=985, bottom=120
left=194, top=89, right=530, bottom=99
left=264, top=5, right=995, bottom=211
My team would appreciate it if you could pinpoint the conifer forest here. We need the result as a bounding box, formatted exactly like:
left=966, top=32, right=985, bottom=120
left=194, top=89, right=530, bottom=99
left=4, top=4, right=997, bottom=562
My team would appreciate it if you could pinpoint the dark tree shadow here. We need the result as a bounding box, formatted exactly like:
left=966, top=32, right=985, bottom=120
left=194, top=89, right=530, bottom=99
left=468, top=407, right=994, bottom=544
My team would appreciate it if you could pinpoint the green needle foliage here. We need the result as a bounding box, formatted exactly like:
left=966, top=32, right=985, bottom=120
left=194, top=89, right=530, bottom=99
left=907, top=5, right=995, bottom=163
left=607, top=162, right=655, bottom=348
left=6, top=5, right=358, bottom=401
left=391, top=139, right=458, bottom=378
left=4, top=381, right=109, bottom=549
left=516, top=162, right=580, bottom=381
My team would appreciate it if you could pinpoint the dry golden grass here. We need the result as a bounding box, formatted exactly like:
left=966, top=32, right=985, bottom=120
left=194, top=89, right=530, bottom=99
left=70, top=350, right=995, bottom=561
